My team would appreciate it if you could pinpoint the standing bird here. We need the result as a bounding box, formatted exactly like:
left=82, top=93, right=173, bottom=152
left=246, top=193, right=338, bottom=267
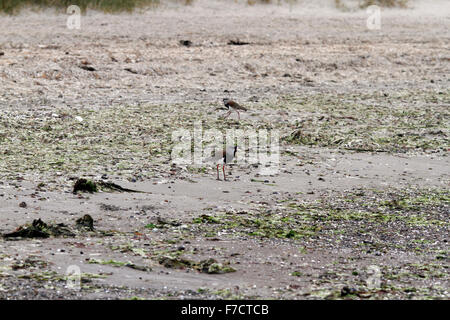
left=222, top=98, right=248, bottom=120
left=206, top=145, right=238, bottom=181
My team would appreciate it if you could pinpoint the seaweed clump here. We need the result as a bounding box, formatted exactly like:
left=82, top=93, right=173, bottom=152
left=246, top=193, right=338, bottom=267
left=3, top=219, right=75, bottom=239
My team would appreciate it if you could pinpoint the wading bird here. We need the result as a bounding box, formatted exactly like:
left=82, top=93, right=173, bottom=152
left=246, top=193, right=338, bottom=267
left=222, top=98, right=248, bottom=120
left=207, top=145, right=238, bottom=181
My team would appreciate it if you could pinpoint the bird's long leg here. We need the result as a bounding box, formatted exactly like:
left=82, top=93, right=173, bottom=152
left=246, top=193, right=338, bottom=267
left=216, top=164, right=221, bottom=180
left=223, top=164, right=226, bottom=181
left=237, top=110, right=240, bottom=120
left=223, top=110, right=232, bottom=119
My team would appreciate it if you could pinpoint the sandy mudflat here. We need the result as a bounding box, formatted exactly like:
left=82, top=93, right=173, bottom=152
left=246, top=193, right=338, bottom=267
left=0, top=0, right=449, bottom=299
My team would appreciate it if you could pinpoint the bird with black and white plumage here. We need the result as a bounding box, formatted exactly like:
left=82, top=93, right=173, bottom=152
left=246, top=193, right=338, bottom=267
left=221, top=98, right=248, bottom=120
left=205, top=145, right=238, bottom=181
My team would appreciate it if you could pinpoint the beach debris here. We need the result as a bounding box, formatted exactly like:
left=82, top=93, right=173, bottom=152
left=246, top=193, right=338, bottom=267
left=73, top=178, right=98, bottom=194
left=79, top=65, right=96, bottom=71
left=97, top=181, right=146, bottom=193
left=124, top=67, right=139, bottom=74
left=179, top=40, right=193, bottom=47
left=3, top=218, right=75, bottom=239
left=158, top=256, right=193, bottom=269
left=158, top=256, right=236, bottom=274
left=76, top=214, right=94, bottom=231
left=227, top=39, right=249, bottom=46
left=73, top=178, right=146, bottom=194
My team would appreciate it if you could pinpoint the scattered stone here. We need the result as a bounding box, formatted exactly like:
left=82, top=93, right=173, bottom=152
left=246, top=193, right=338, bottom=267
left=19, top=201, right=27, bottom=208
left=198, top=259, right=236, bottom=274
left=79, top=65, right=96, bottom=71
left=125, top=263, right=151, bottom=272
left=140, top=205, right=156, bottom=211
left=124, top=67, right=138, bottom=74
left=356, top=291, right=373, bottom=298
left=340, top=286, right=357, bottom=297
left=228, top=39, right=249, bottom=46
left=76, top=214, right=94, bottom=231
left=99, top=203, right=121, bottom=211
left=156, top=217, right=181, bottom=227
left=158, top=256, right=235, bottom=274
left=158, top=256, right=192, bottom=269
left=179, top=40, right=193, bottom=47
left=36, top=182, right=46, bottom=190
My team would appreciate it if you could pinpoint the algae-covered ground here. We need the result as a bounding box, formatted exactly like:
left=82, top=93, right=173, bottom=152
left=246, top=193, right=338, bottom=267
left=0, top=0, right=448, bottom=299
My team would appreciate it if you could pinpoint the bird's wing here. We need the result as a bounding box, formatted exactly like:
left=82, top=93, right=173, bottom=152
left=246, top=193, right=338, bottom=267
left=224, top=146, right=236, bottom=163
left=230, top=101, right=247, bottom=111
left=204, top=149, right=225, bottom=164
